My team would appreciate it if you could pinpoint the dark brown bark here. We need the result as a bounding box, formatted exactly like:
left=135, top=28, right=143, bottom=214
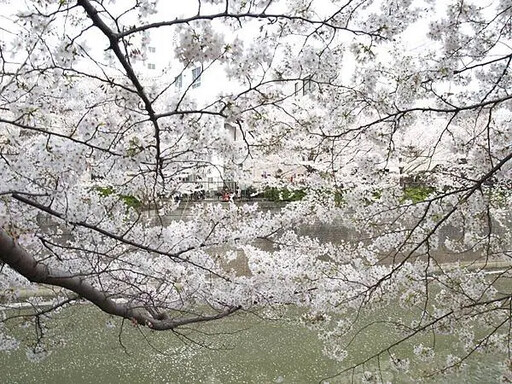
left=0, top=227, right=240, bottom=330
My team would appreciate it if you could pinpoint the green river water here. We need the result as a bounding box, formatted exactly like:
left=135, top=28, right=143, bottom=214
left=0, top=302, right=505, bottom=384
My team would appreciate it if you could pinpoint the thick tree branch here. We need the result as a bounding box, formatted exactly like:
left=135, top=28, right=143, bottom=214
left=0, top=227, right=240, bottom=330
left=77, top=0, right=163, bottom=180
left=10, top=192, right=230, bottom=279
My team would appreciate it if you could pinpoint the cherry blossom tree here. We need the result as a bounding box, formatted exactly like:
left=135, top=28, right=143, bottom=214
left=1, top=0, right=512, bottom=380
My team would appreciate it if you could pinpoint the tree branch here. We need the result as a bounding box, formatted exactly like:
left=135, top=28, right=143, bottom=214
left=77, top=0, right=163, bottom=180
left=0, top=227, right=241, bottom=330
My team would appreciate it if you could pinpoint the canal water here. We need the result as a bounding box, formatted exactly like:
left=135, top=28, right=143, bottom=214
left=4, top=203, right=509, bottom=383
left=0, top=302, right=505, bottom=383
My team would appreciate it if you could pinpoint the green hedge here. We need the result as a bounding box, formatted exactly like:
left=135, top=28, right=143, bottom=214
left=94, top=186, right=142, bottom=210
left=262, top=187, right=307, bottom=202
left=402, top=186, right=435, bottom=203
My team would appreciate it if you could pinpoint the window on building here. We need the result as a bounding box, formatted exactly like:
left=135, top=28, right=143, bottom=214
left=147, top=63, right=155, bottom=70
left=175, top=74, right=182, bottom=89
left=191, top=66, right=202, bottom=88
left=148, top=46, right=156, bottom=53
